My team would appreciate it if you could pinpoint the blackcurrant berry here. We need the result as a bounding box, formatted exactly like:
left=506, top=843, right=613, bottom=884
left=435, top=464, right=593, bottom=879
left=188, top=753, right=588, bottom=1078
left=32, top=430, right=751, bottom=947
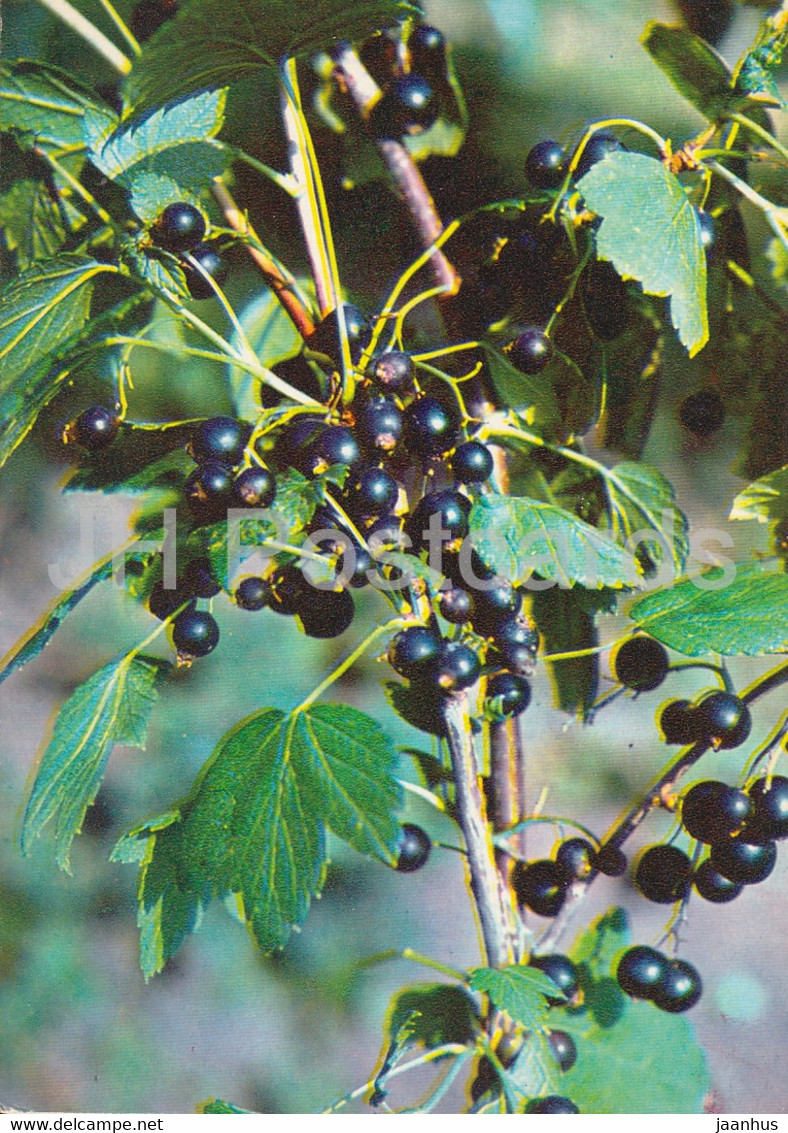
left=575, top=129, right=624, bottom=180
left=297, top=587, right=355, bottom=639
left=471, top=579, right=523, bottom=636
left=633, top=844, right=693, bottom=904
left=346, top=543, right=374, bottom=589
left=492, top=616, right=540, bottom=655
left=395, top=823, right=432, bottom=872
left=129, top=0, right=177, bottom=41
left=409, top=24, right=447, bottom=80
left=528, top=953, right=579, bottom=1004
left=370, top=350, right=413, bottom=391
left=268, top=563, right=309, bottom=616
left=513, top=860, right=571, bottom=918
left=617, top=945, right=667, bottom=999
left=171, top=608, right=219, bottom=657
left=346, top=466, right=399, bottom=516
left=430, top=640, right=481, bottom=693
left=507, top=327, right=553, bottom=375
left=354, top=396, right=403, bottom=453
left=191, top=417, right=251, bottom=466
left=693, top=859, right=744, bottom=903
left=184, top=460, right=233, bottom=523
left=592, top=844, right=628, bottom=877
left=485, top=672, right=532, bottom=718
left=582, top=260, right=629, bottom=340
left=313, top=425, right=363, bottom=473
left=546, top=1031, right=578, bottom=1073
left=679, top=389, right=725, bottom=437
left=232, top=466, right=276, bottom=508
left=450, top=441, right=494, bottom=484
left=71, top=406, right=120, bottom=451
left=389, top=625, right=442, bottom=679
left=612, top=635, right=669, bottom=692
left=709, top=838, right=777, bottom=884
left=659, top=699, right=702, bottom=745
left=745, top=775, right=788, bottom=842
left=370, top=74, right=438, bottom=138
left=555, top=837, right=595, bottom=879
left=179, top=556, right=220, bottom=598
left=148, top=581, right=193, bottom=621
left=182, top=242, right=227, bottom=299
left=681, top=780, right=753, bottom=844
left=308, top=304, right=369, bottom=364
left=525, top=139, right=565, bottom=189
left=153, top=202, right=206, bottom=252
left=437, top=587, right=474, bottom=625
left=408, top=489, right=471, bottom=549
left=235, top=576, right=271, bottom=611
left=652, top=959, right=702, bottom=1014
left=403, top=397, right=458, bottom=457
left=696, top=690, right=751, bottom=749
left=273, top=415, right=324, bottom=472
left=526, top=1096, right=579, bottom=1114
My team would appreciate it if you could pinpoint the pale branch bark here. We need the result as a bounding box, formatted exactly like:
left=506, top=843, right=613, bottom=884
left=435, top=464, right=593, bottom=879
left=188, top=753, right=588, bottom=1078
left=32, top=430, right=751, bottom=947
left=443, top=696, right=517, bottom=969
left=211, top=180, right=316, bottom=340
left=331, top=45, right=459, bottom=295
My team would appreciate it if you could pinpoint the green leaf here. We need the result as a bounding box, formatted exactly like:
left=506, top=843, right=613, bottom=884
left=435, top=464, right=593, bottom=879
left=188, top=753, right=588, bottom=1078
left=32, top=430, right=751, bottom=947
left=84, top=90, right=228, bottom=223
left=121, top=704, right=402, bottom=974
left=469, top=966, right=560, bottom=1031
left=385, top=681, right=446, bottom=738
left=530, top=587, right=614, bottom=718
left=468, top=495, right=640, bottom=589
left=0, top=558, right=115, bottom=689
left=604, top=461, right=690, bottom=573
left=64, top=422, right=195, bottom=493
left=629, top=561, right=788, bottom=655
left=577, top=151, right=708, bottom=357
left=0, top=254, right=119, bottom=467
left=0, top=180, right=85, bottom=271
left=123, top=0, right=421, bottom=113
left=198, top=1099, right=252, bottom=1114
left=385, top=983, right=479, bottom=1048
left=484, top=347, right=563, bottom=432
left=730, top=465, right=788, bottom=523
left=22, top=653, right=169, bottom=872
left=0, top=59, right=115, bottom=159
left=640, top=22, right=734, bottom=120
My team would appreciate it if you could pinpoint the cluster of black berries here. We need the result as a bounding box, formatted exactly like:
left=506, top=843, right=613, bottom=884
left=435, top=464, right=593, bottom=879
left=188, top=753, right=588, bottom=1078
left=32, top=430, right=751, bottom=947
left=471, top=953, right=581, bottom=1111
left=617, top=946, right=702, bottom=1014
left=511, top=832, right=626, bottom=919
left=148, top=555, right=222, bottom=660
left=149, top=202, right=226, bottom=300
left=359, top=24, right=449, bottom=140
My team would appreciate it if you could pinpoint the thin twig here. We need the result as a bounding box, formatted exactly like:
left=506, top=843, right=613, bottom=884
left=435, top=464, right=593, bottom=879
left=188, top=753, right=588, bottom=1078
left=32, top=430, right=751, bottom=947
left=36, top=0, right=132, bottom=74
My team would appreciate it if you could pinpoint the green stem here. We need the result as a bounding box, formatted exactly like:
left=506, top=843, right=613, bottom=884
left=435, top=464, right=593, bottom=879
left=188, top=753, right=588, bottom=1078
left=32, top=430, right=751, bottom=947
left=33, top=149, right=118, bottom=232
left=668, top=660, right=731, bottom=690
left=95, top=0, right=141, bottom=55
left=36, top=0, right=132, bottom=74
left=217, top=144, right=297, bottom=196
left=725, top=112, right=788, bottom=167
left=294, top=619, right=404, bottom=712
left=321, top=1044, right=470, bottom=1114
left=357, top=947, right=466, bottom=982
left=493, top=815, right=601, bottom=850
left=708, top=159, right=788, bottom=254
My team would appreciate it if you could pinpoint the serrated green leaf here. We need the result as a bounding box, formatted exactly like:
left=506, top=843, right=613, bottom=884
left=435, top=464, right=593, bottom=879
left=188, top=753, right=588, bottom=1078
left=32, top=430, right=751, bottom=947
left=0, top=558, right=115, bottom=689
left=0, top=255, right=119, bottom=467
left=640, top=22, right=734, bottom=120
left=385, top=983, right=479, bottom=1048
left=0, top=180, right=85, bottom=270
left=469, top=966, right=560, bottom=1031
left=484, top=346, right=563, bottom=432
left=121, top=704, right=402, bottom=974
left=730, top=464, right=788, bottom=522
left=604, top=461, right=689, bottom=573
left=0, top=59, right=115, bottom=159
left=468, top=495, right=640, bottom=589
left=123, top=0, right=421, bottom=113
left=629, top=561, right=788, bottom=655
left=22, top=653, right=169, bottom=872
left=577, top=152, right=708, bottom=356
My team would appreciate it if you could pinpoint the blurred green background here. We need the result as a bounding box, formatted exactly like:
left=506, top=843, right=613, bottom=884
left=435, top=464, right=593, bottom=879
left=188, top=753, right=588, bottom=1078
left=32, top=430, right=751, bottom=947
left=1, top=0, right=786, bottom=1114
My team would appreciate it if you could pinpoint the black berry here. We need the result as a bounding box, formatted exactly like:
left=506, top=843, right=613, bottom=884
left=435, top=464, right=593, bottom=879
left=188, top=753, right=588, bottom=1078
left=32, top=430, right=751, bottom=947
left=633, top=844, right=693, bottom=904
left=354, top=396, right=403, bottom=453
left=153, top=202, right=206, bottom=252
left=171, top=608, right=219, bottom=657
left=148, top=581, right=193, bottom=621
left=370, top=74, right=438, bottom=138
left=547, top=1031, right=577, bottom=1073
left=693, top=859, right=744, bottom=903
left=389, top=625, right=442, bottom=679
left=485, top=672, right=532, bottom=718
left=409, top=489, right=471, bottom=549
left=304, top=425, right=362, bottom=476
left=346, top=466, right=399, bottom=516
left=182, top=242, right=227, bottom=299
left=659, top=699, right=702, bottom=745
left=679, top=389, right=725, bottom=437
left=709, top=838, right=777, bottom=885
left=555, top=837, right=595, bottom=879
left=70, top=406, right=120, bottom=451
left=696, top=690, right=751, bottom=749
left=513, top=860, right=571, bottom=918
left=613, top=635, right=669, bottom=692
left=268, top=563, right=309, bottom=616
left=592, top=844, right=628, bottom=877
left=191, top=417, right=251, bottom=465
left=508, top=327, right=553, bottom=375
left=617, top=945, right=667, bottom=999
left=232, top=466, right=276, bottom=508
left=184, top=460, right=233, bottom=523
left=308, top=304, right=369, bottom=365
left=575, top=129, right=624, bottom=180
left=430, top=640, right=481, bottom=693
left=450, top=441, right=494, bottom=484
left=471, top=578, right=522, bottom=635
left=681, top=780, right=753, bottom=844
left=403, top=397, right=458, bottom=457
left=528, top=953, right=579, bottom=1004
left=409, top=24, right=447, bottom=79
left=525, top=139, right=565, bottom=189
left=652, top=959, right=702, bottom=1014
left=526, top=1096, right=579, bottom=1114
left=437, top=587, right=474, bottom=625
left=298, top=587, right=355, bottom=639
left=179, top=556, right=220, bottom=598
left=395, top=823, right=432, bottom=872
left=235, top=576, right=271, bottom=611
left=745, top=775, right=788, bottom=842
left=696, top=208, right=716, bottom=257
left=370, top=350, right=413, bottom=391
